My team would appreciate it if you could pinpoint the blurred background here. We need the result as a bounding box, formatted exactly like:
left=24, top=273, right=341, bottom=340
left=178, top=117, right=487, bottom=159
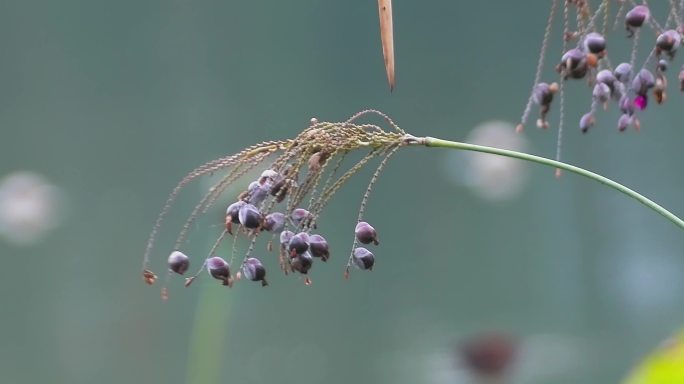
left=2, top=1, right=684, bottom=383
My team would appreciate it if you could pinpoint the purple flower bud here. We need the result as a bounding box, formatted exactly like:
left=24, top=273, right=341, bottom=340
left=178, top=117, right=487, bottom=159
left=207, top=256, right=232, bottom=286
left=582, top=32, right=606, bottom=54
left=355, top=221, right=379, bottom=245
left=308, top=234, right=330, bottom=261
left=579, top=113, right=594, bottom=134
left=614, top=63, right=632, bottom=83
left=241, top=257, right=268, bottom=286
left=238, top=203, right=262, bottom=229
left=263, top=212, right=286, bottom=233
left=352, top=247, right=375, bottom=270
left=168, top=251, right=190, bottom=275
left=291, top=251, right=313, bottom=274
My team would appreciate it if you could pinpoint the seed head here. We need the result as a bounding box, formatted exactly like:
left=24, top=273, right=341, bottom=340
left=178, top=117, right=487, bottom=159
left=558, top=48, right=588, bottom=79
left=291, top=251, right=314, bottom=274
left=582, top=32, right=606, bottom=54
left=352, top=247, right=375, bottom=270
left=280, top=230, right=294, bottom=247
left=247, top=180, right=271, bottom=205
left=263, top=212, right=286, bottom=233
left=308, top=234, right=330, bottom=261
left=167, top=251, right=190, bottom=275
left=290, top=208, right=312, bottom=228
left=592, top=82, right=611, bottom=104
left=579, top=113, right=594, bottom=134
left=238, top=203, right=262, bottom=229
left=288, top=232, right=310, bottom=256
left=656, top=30, right=681, bottom=56
left=355, top=221, right=379, bottom=245
left=632, top=69, right=655, bottom=96
left=614, top=63, right=632, bottom=83
left=617, top=114, right=633, bottom=132
left=207, top=256, right=232, bottom=286
left=241, top=257, right=268, bottom=286
left=626, top=5, right=649, bottom=35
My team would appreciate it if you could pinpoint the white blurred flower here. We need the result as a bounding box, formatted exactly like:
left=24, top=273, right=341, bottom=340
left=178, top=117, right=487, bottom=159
left=443, top=121, right=529, bottom=201
left=0, top=171, right=65, bottom=245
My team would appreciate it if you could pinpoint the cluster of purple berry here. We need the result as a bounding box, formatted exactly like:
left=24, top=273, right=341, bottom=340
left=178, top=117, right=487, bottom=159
left=142, top=110, right=405, bottom=300
left=517, top=1, right=684, bottom=165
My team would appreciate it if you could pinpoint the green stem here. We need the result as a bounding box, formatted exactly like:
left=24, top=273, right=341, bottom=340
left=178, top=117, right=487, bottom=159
left=420, top=136, right=684, bottom=230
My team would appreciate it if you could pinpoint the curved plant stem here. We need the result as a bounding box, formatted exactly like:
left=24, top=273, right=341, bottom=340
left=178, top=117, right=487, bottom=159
left=417, top=136, right=684, bottom=230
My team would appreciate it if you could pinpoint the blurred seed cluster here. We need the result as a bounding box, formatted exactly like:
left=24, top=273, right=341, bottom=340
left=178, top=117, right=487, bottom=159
left=518, top=1, right=684, bottom=163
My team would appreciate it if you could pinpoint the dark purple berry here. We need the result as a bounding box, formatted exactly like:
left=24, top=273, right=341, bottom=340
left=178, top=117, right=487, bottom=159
left=167, top=251, right=190, bottom=275
left=288, top=232, right=309, bottom=256
left=238, top=203, right=262, bottom=229
left=263, top=212, right=286, bottom=233
left=308, top=234, right=330, bottom=261
left=582, top=32, right=606, bottom=54
left=241, top=257, right=268, bottom=286
left=207, top=256, right=232, bottom=286
left=355, top=221, right=379, bottom=245
left=290, top=208, right=312, bottom=228
left=579, top=113, right=594, bottom=134
left=291, top=251, right=313, bottom=274
left=625, top=5, right=649, bottom=34
left=352, top=247, right=375, bottom=270
left=614, top=63, right=632, bottom=83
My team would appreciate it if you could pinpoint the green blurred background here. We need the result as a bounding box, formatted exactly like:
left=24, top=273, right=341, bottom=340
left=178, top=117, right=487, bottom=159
left=2, top=1, right=684, bottom=383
